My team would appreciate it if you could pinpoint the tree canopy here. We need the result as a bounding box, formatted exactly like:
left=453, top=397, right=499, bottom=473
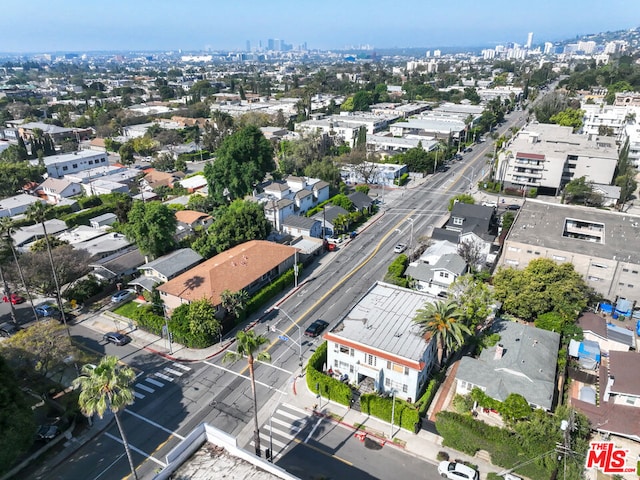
left=124, top=201, right=177, bottom=258
left=204, top=125, right=274, bottom=203
left=492, top=258, right=594, bottom=322
left=549, top=108, right=584, bottom=131
left=192, top=199, right=271, bottom=258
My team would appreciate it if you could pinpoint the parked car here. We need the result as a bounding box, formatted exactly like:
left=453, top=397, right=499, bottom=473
left=0, top=322, right=20, bottom=338
left=437, top=461, right=479, bottom=480
left=103, top=332, right=131, bottom=346
left=111, top=289, right=134, bottom=303
left=36, top=425, right=60, bottom=441
left=482, top=201, right=498, bottom=208
left=35, top=304, right=60, bottom=319
left=393, top=243, right=407, bottom=253
left=506, top=204, right=521, bottom=211
left=2, top=293, right=25, bottom=304
left=463, top=147, right=473, bottom=153
left=304, top=319, right=329, bottom=338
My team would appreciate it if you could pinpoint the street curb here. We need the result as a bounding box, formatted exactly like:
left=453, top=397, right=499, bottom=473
left=142, top=339, right=236, bottom=363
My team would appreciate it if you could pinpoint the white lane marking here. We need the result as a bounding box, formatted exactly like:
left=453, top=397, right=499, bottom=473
left=133, top=391, right=145, bottom=399
left=255, top=432, right=288, bottom=449
left=278, top=410, right=306, bottom=422
left=104, top=432, right=167, bottom=467
left=203, top=360, right=288, bottom=395
left=304, top=417, right=324, bottom=444
left=164, top=367, right=184, bottom=376
left=145, top=377, right=164, bottom=387
left=281, top=404, right=308, bottom=416
left=172, top=363, right=191, bottom=371
left=124, top=408, right=185, bottom=440
left=91, top=452, right=125, bottom=480
left=222, top=351, right=293, bottom=375
left=154, top=372, right=173, bottom=382
left=136, top=383, right=155, bottom=393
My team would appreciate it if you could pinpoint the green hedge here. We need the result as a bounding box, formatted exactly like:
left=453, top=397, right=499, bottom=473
left=63, top=205, right=113, bottom=228
left=178, top=151, right=211, bottom=162
left=436, top=411, right=553, bottom=479
left=132, top=305, right=215, bottom=349
left=78, top=196, right=103, bottom=209
left=384, top=254, right=409, bottom=287
left=418, top=378, right=439, bottom=417
left=245, top=265, right=301, bottom=316
left=306, top=342, right=352, bottom=406
left=360, top=393, right=420, bottom=431
left=394, top=172, right=409, bottom=186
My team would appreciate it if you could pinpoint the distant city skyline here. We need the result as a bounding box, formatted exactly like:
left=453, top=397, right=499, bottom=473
left=1, top=0, right=639, bottom=53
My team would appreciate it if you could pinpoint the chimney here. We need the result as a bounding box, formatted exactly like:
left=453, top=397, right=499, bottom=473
left=494, top=344, right=504, bottom=360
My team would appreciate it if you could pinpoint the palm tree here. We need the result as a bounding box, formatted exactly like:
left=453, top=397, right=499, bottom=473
left=73, top=356, right=138, bottom=480
left=26, top=202, right=67, bottom=327
left=223, top=330, right=271, bottom=457
left=0, top=217, right=38, bottom=322
left=413, top=300, right=470, bottom=368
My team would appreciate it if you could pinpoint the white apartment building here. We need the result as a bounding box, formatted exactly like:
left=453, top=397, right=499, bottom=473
left=581, top=103, right=639, bottom=142
left=496, top=123, right=618, bottom=196
left=29, top=150, right=109, bottom=179
left=323, top=282, right=437, bottom=402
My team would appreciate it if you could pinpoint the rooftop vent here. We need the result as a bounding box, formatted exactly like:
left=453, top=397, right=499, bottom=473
left=494, top=344, right=504, bottom=360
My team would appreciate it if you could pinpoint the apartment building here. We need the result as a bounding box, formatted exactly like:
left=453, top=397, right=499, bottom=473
left=498, top=200, right=640, bottom=304
left=496, top=123, right=618, bottom=196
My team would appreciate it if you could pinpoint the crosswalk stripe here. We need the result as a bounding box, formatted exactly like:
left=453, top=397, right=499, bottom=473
left=133, top=391, right=145, bottom=399
left=155, top=372, right=173, bottom=382
left=278, top=410, right=306, bottom=422
left=281, top=404, right=308, bottom=416
left=271, top=417, right=303, bottom=435
left=164, top=367, right=183, bottom=376
left=136, top=383, right=155, bottom=393
left=172, top=363, right=191, bottom=371
left=258, top=432, right=288, bottom=449
left=146, top=377, right=165, bottom=387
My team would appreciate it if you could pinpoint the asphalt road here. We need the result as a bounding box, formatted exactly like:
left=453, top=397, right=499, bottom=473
left=11, top=107, right=530, bottom=480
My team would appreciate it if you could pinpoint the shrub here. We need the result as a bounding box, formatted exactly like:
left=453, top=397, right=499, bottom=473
left=395, top=173, right=409, bottom=186
left=360, top=393, right=420, bottom=431
left=63, top=275, right=104, bottom=303
left=63, top=205, right=113, bottom=228
left=418, top=378, right=440, bottom=417
left=78, top=196, right=103, bottom=208
left=245, top=265, right=301, bottom=316
left=306, top=342, right=352, bottom=406
left=384, top=254, right=409, bottom=287
left=436, top=451, right=450, bottom=461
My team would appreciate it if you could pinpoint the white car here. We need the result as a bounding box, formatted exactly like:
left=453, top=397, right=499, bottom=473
left=482, top=201, right=498, bottom=208
left=437, top=461, right=479, bottom=480
left=111, top=289, right=134, bottom=303
left=393, top=243, right=407, bottom=253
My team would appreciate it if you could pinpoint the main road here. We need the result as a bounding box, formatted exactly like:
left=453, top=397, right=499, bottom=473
left=39, top=110, right=525, bottom=480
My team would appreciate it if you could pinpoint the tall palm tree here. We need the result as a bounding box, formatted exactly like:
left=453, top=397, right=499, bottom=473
left=73, top=356, right=138, bottom=480
left=0, top=217, right=38, bottom=322
left=413, top=300, right=470, bottom=368
left=25, top=202, right=67, bottom=327
left=0, top=259, right=17, bottom=325
left=223, top=330, right=271, bottom=457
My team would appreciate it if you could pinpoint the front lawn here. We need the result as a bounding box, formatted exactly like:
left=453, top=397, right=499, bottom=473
left=113, top=301, right=143, bottom=319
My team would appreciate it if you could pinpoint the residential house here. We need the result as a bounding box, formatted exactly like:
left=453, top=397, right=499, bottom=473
left=156, top=240, right=297, bottom=313
left=577, top=312, right=635, bottom=353
left=74, top=231, right=132, bottom=260
left=0, top=194, right=46, bottom=218
left=131, top=248, right=204, bottom=293
left=281, top=216, right=323, bottom=239
left=571, top=351, right=640, bottom=442
left=12, top=219, right=68, bottom=252
left=323, top=281, right=437, bottom=402
left=311, top=205, right=349, bottom=237
left=30, top=150, right=109, bottom=179
left=89, top=213, right=117, bottom=229
left=89, top=247, right=145, bottom=283
left=178, top=175, right=208, bottom=193
left=37, top=177, right=82, bottom=204
left=142, top=169, right=182, bottom=190
left=264, top=198, right=295, bottom=231
left=418, top=240, right=458, bottom=265
left=455, top=320, right=560, bottom=411
left=293, top=189, right=314, bottom=214
left=498, top=200, right=640, bottom=304
left=348, top=191, right=375, bottom=214
left=405, top=253, right=467, bottom=297
left=174, top=210, right=213, bottom=240
left=310, top=180, right=330, bottom=204
left=591, top=184, right=621, bottom=207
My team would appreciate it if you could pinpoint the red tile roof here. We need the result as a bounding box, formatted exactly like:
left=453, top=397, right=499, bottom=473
left=157, top=240, right=297, bottom=305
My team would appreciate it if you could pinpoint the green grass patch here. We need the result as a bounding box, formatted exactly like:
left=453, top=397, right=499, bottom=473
left=113, top=301, right=142, bottom=319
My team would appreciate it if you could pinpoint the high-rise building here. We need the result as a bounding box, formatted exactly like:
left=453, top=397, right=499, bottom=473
left=246, top=40, right=251, bottom=52
left=267, top=38, right=275, bottom=50
left=526, top=32, right=533, bottom=49
left=544, top=42, right=554, bottom=55
left=433, top=49, right=441, bottom=57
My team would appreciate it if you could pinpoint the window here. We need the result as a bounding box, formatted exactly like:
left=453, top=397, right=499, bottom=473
left=588, top=276, right=601, bottom=282
left=439, top=272, right=449, bottom=278
left=101, top=158, right=106, bottom=163
left=508, top=246, right=520, bottom=252
left=350, top=348, right=354, bottom=357
left=452, top=217, right=463, bottom=226
left=552, top=255, right=566, bottom=261
left=506, top=259, right=519, bottom=266
left=623, top=268, right=629, bottom=272
left=402, top=384, right=408, bottom=393
left=404, top=367, right=409, bottom=376
left=72, top=164, right=78, bottom=169
left=534, top=251, right=540, bottom=255
left=385, top=378, right=391, bottom=387
left=633, top=271, right=639, bottom=274
left=592, top=263, right=608, bottom=269
left=366, top=354, right=376, bottom=367
left=526, top=250, right=533, bottom=254
left=339, top=345, right=349, bottom=354
left=628, top=284, right=634, bottom=288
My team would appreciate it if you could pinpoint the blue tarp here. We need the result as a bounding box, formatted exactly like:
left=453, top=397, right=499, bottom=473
left=615, top=299, right=632, bottom=317
left=599, top=302, right=613, bottom=314
left=578, top=340, right=601, bottom=370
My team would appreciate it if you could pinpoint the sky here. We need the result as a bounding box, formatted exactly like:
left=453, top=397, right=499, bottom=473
left=2, top=0, right=639, bottom=53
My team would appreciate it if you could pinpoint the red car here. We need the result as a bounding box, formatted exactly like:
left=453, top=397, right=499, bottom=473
left=3, top=293, right=26, bottom=305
